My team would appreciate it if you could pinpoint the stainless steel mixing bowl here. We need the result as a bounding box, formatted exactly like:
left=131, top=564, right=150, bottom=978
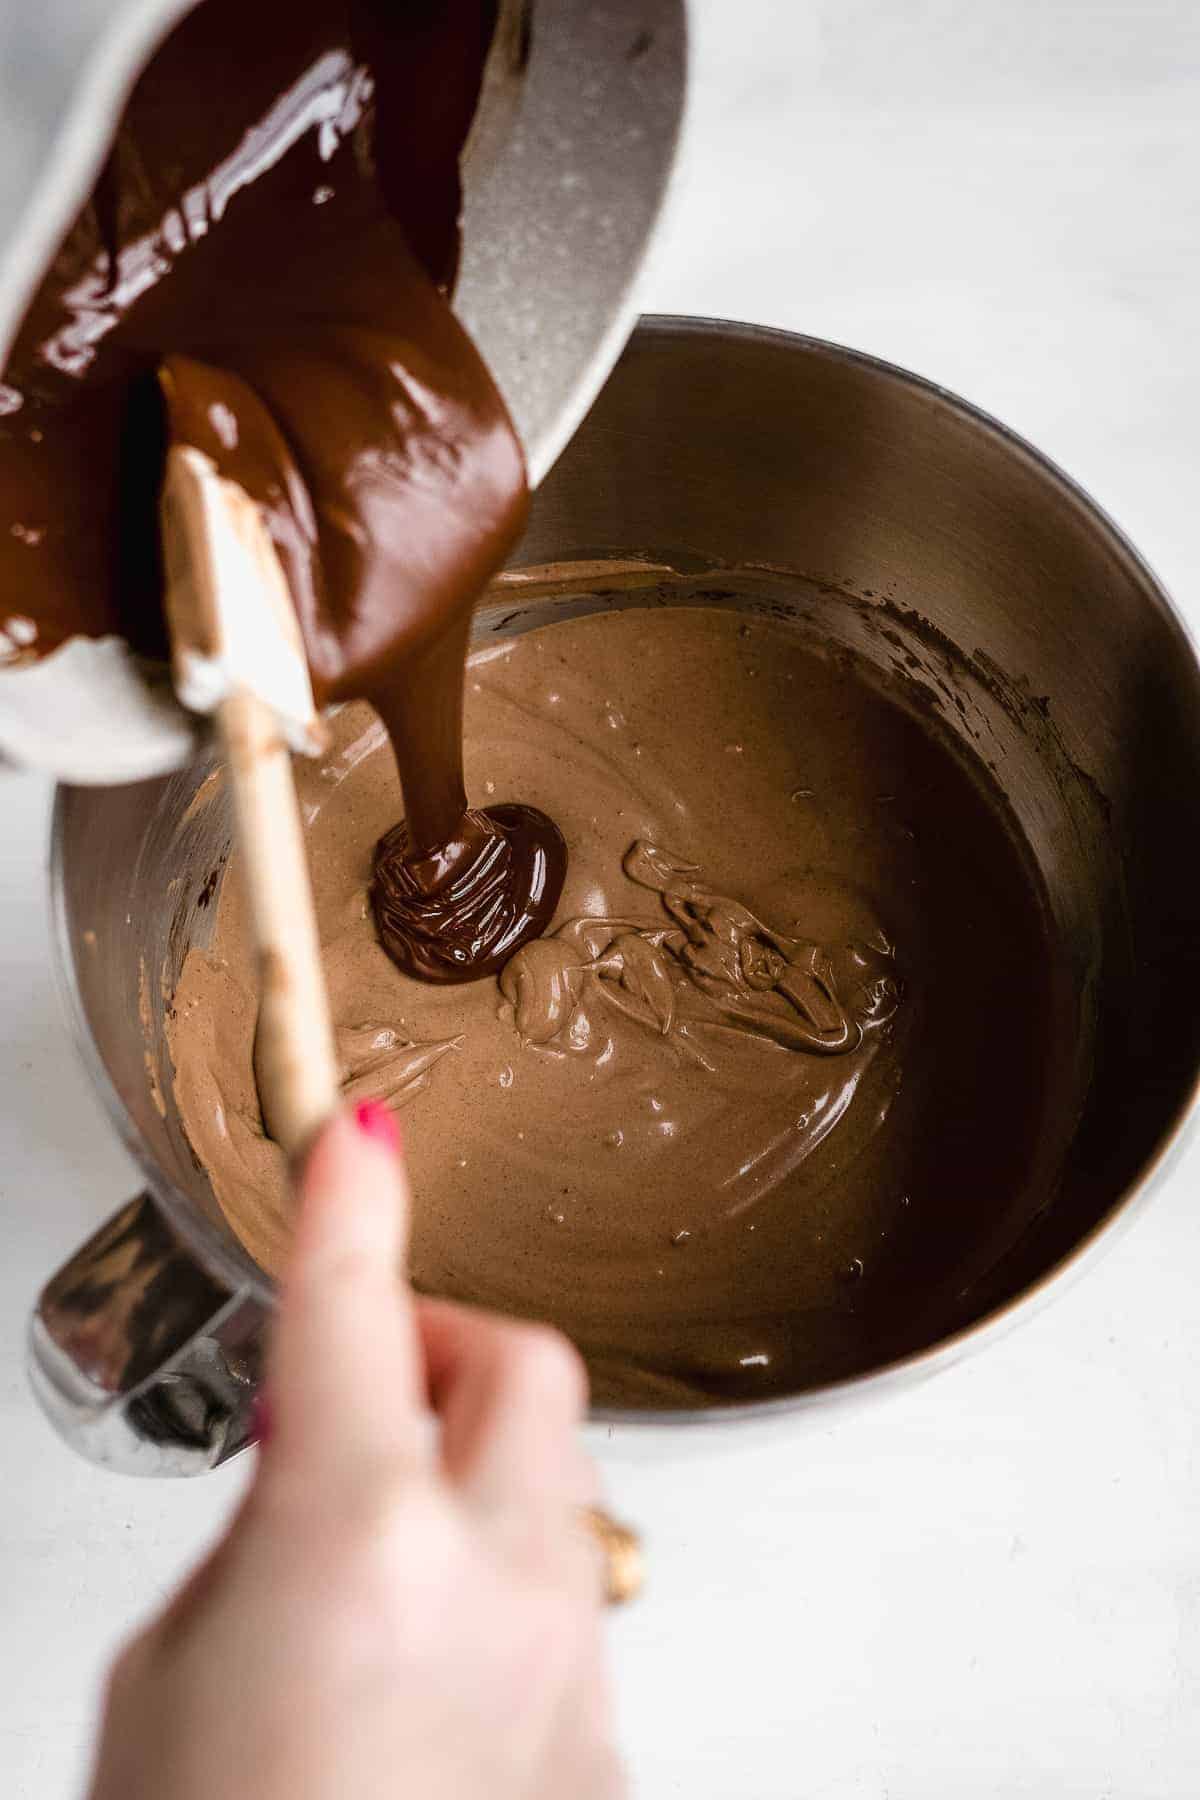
left=31, top=318, right=1200, bottom=1473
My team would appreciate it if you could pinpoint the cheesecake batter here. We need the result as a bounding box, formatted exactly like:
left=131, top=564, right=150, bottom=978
left=170, top=605, right=1065, bottom=1406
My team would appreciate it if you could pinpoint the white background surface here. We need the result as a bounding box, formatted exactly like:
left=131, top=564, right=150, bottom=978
left=2, top=1, right=1199, bottom=1794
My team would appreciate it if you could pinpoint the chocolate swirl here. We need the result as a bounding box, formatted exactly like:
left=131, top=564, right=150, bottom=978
left=500, top=838, right=900, bottom=1057
left=372, top=803, right=566, bottom=983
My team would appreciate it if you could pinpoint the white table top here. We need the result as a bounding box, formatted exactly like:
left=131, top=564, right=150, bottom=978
left=3, top=2, right=1199, bottom=1794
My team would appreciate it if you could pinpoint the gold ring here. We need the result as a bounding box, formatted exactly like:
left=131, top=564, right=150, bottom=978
left=580, top=1506, right=644, bottom=1606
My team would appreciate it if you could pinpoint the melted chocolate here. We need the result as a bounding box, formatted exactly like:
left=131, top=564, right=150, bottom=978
left=373, top=804, right=567, bottom=983
left=1, top=0, right=565, bottom=983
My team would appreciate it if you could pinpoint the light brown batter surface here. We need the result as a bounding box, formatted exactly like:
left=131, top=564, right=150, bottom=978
left=169, top=605, right=1067, bottom=1406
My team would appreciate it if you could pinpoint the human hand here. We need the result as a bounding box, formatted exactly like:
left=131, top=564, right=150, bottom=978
left=88, top=1102, right=624, bottom=1800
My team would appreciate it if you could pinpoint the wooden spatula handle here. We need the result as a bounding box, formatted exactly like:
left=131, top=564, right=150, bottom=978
left=221, top=688, right=341, bottom=1155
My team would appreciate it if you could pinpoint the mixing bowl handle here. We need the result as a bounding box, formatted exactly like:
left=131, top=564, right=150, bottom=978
left=27, top=1192, right=267, bottom=1476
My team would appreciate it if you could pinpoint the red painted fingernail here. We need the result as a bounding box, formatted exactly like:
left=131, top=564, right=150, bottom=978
left=354, top=1098, right=401, bottom=1153
left=251, top=1391, right=274, bottom=1448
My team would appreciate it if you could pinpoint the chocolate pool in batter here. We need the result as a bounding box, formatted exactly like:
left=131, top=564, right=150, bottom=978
left=169, top=605, right=1069, bottom=1406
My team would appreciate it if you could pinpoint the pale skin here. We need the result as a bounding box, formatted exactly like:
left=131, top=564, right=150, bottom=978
left=88, top=1104, right=624, bottom=1800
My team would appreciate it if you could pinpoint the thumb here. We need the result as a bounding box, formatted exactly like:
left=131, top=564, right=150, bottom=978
left=264, top=1101, right=427, bottom=1488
